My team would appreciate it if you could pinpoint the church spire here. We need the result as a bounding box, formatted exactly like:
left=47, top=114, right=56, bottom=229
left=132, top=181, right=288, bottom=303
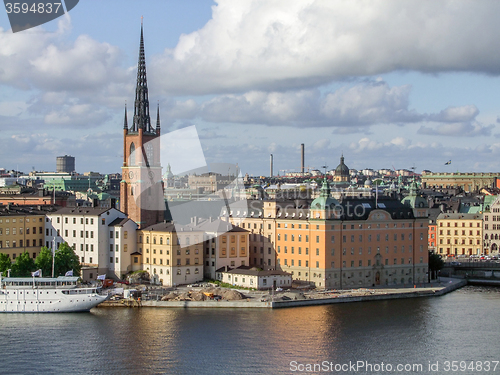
left=156, top=101, right=161, bottom=134
left=132, top=23, right=152, bottom=133
left=123, top=102, right=128, bottom=129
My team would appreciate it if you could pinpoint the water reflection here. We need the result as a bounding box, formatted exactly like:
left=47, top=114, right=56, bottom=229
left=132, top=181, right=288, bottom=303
left=1, top=288, right=499, bottom=375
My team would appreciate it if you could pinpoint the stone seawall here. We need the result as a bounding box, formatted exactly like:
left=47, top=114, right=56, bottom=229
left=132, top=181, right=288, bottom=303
left=98, top=279, right=467, bottom=309
left=271, top=279, right=467, bottom=309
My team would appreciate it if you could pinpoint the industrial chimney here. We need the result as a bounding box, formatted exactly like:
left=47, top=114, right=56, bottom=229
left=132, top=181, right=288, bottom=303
left=270, top=154, right=273, bottom=177
left=301, top=143, right=305, bottom=175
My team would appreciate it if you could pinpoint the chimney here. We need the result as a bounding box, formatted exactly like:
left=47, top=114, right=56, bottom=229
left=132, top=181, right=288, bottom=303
left=301, top=143, right=305, bottom=174
left=270, top=154, right=273, bottom=177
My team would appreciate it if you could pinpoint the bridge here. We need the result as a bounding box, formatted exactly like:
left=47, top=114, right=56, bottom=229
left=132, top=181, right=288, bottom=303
left=441, top=261, right=500, bottom=283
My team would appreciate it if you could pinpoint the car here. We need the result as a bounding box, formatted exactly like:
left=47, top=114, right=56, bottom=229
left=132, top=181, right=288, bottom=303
left=275, top=287, right=283, bottom=292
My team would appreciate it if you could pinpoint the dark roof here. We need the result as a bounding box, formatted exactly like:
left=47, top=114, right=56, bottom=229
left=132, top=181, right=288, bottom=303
left=0, top=204, right=58, bottom=216
left=108, top=217, right=131, bottom=227
left=51, top=207, right=113, bottom=216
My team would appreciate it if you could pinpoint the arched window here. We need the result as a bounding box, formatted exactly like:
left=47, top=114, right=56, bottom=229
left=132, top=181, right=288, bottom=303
left=129, top=143, right=136, bottom=166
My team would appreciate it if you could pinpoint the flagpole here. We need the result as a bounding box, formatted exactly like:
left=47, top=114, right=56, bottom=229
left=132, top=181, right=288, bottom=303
left=52, top=237, right=55, bottom=278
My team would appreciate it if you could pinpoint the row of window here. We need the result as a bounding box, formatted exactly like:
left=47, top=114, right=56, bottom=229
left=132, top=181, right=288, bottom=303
left=277, top=232, right=424, bottom=243
left=277, top=245, right=424, bottom=255
left=0, top=227, right=44, bottom=235
left=439, top=222, right=481, bottom=227
left=0, top=239, right=43, bottom=248
left=278, top=257, right=423, bottom=268
left=439, top=239, right=481, bottom=245
left=55, top=217, right=95, bottom=225
left=47, top=228, right=95, bottom=239
left=0, top=217, right=43, bottom=223
left=439, top=230, right=480, bottom=236
left=151, top=267, right=200, bottom=276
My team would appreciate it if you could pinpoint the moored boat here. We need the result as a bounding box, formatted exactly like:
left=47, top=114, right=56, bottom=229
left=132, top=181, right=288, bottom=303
left=0, top=275, right=109, bottom=313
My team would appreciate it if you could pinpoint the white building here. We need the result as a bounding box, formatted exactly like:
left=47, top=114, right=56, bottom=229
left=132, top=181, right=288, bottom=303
left=45, top=207, right=137, bottom=280
left=216, top=266, right=292, bottom=290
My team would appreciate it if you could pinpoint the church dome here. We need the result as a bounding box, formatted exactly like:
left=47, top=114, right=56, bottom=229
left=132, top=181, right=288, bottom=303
left=335, top=155, right=349, bottom=177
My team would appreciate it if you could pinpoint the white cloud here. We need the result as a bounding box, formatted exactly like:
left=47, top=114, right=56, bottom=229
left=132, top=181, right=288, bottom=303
left=152, top=0, right=500, bottom=95
left=418, top=122, right=494, bottom=137
left=0, top=22, right=128, bottom=93
left=428, top=105, right=479, bottom=123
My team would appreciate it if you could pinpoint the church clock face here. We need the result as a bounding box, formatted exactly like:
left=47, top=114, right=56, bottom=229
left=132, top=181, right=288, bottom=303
left=128, top=171, right=135, bottom=179
left=148, top=170, right=155, bottom=179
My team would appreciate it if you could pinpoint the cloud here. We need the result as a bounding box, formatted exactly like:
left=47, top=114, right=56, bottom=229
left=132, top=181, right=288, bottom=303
left=417, top=122, right=494, bottom=137
left=152, top=0, right=500, bottom=95
left=428, top=105, right=479, bottom=123
left=320, top=80, right=422, bottom=126
left=0, top=21, right=128, bottom=93
left=168, top=79, right=480, bottom=130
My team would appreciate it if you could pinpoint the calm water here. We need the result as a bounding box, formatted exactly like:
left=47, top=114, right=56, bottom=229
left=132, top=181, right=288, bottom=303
left=1, top=286, right=499, bottom=375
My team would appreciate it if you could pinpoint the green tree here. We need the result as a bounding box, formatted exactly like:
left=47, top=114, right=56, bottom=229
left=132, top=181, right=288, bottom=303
left=0, top=253, right=12, bottom=275
left=11, top=251, right=36, bottom=277
left=35, top=247, right=53, bottom=278
left=428, top=252, right=444, bottom=280
left=54, top=242, right=81, bottom=277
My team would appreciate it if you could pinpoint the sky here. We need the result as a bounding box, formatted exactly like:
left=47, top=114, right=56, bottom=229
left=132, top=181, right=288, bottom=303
left=2, top=0, right=500, bottom=177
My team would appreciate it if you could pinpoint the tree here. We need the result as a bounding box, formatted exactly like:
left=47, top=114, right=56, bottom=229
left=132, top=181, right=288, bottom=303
left=11, top=251, right=36, bottom=277
left=0, top=253, right=12, bottom=275
left=54, top=242, right=81, bottom=277
left=35, top=247, right=53, bottom=278
left=428, top=252, right=444, bottom=280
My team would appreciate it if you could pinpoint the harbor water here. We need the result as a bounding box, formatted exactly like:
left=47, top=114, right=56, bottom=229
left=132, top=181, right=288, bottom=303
left=1, top=285, right=499, bottom=374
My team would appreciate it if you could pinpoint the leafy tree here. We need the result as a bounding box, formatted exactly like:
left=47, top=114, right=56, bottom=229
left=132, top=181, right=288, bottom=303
left=35, top=247, right=53, bottom=278
left=11, top=251, right=36, bottom=277
left=54, top=242, right=81, bottom=277
left=0, top=253, right=12, bottom=275
left=428, top=252, right=444, bottom=280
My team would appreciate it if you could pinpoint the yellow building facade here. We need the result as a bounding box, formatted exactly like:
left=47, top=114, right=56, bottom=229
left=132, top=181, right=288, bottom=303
left=0, top=205, right=53, bottom=262
left=436, top=213, right=483, bottom=257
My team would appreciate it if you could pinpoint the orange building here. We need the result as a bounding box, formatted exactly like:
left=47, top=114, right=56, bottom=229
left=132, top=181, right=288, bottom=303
left=227, top=179, right=429, bottom=289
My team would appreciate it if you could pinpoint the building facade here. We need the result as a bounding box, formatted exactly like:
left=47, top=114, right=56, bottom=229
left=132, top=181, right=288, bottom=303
left=436, top=213, right=483, bottom=257
left=0, top=205, right=55, bottom=262
left=226, top=180, right=429, bottom=289
left=422, top=172, right=500, bottom=193
left=138, top=222, right=204, bottom=286
left=45, top=207, right=137, bottom=279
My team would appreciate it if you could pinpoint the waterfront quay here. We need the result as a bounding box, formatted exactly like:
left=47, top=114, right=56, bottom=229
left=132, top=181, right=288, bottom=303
left=98, top=277, right=466, bottom=309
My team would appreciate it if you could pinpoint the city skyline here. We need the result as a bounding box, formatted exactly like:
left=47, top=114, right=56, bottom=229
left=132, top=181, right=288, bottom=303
left=2, top=1, right=500, bottom=176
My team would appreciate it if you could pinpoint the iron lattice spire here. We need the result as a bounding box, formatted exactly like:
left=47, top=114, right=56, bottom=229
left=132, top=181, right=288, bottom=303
left=156, top=101, right=161, bottom=133
left=123, top=102, right=128, bottom=129
left=132, top=24, right=152, bottom=133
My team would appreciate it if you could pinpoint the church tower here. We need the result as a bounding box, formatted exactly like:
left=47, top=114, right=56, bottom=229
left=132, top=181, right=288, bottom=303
left=120, top=23, right=164, bottom=229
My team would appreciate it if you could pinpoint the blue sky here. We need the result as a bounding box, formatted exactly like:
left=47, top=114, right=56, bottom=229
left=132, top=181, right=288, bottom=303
left=2, top=0, right=500, bottom=176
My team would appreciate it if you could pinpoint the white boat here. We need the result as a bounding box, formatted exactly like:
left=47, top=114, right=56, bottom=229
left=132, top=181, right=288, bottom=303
left=0, top=275, right=109, bottom=313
